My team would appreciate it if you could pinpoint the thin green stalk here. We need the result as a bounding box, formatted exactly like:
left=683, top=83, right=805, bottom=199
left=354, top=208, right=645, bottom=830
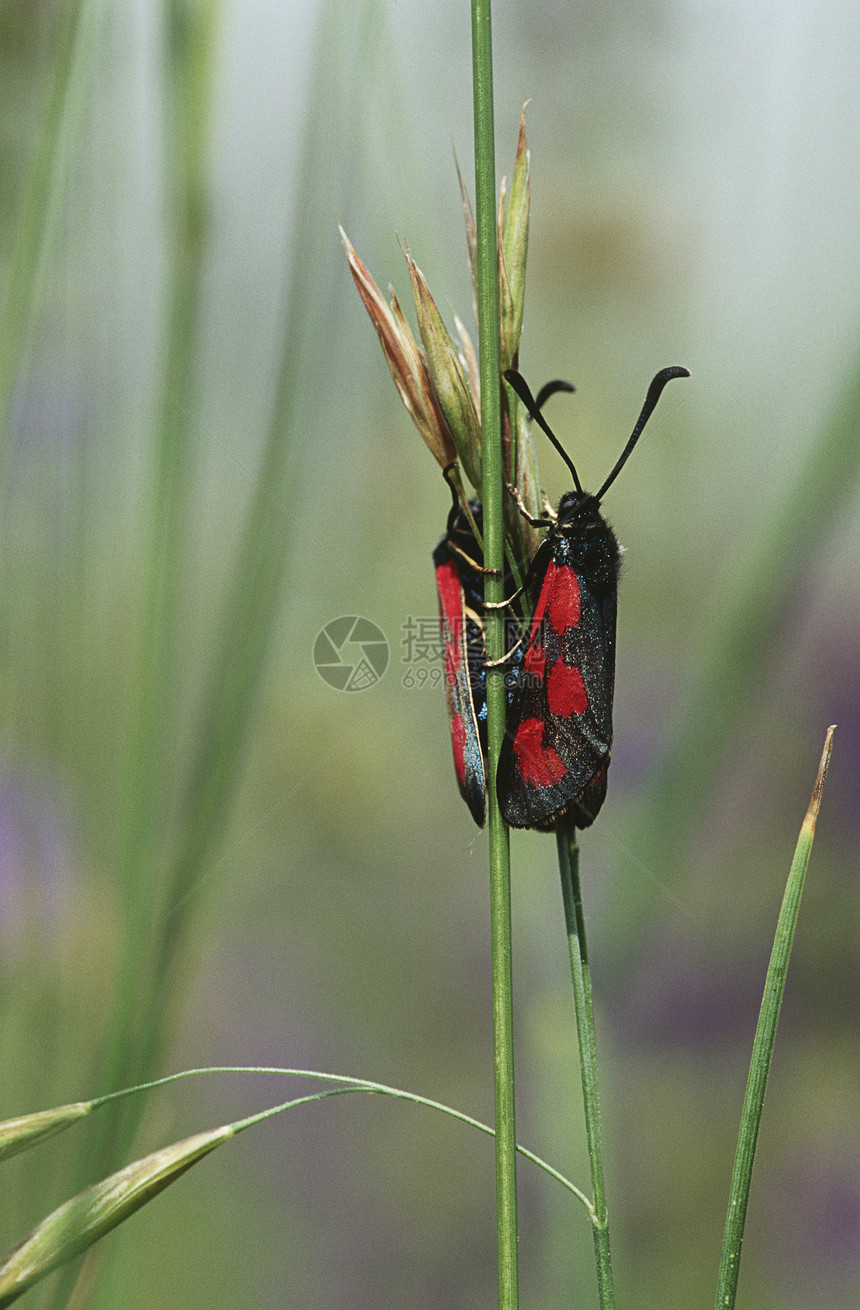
left=115, top=0, right=366, bottom=1132
left=0, top=0, right=107, bottom=460
left=92, top=1066, right=591, bottom=1209
left=557, top=821, right=615, bottom=1309
left=715, top=726, right=835, bottom=1310
left=471, top=3, right=518, bottom=1307
left=92, top=0, right=219, bottom=1161
left=50, top=11, right=220, bottom=1308
left=0, top=1066, right=588, bottom=1209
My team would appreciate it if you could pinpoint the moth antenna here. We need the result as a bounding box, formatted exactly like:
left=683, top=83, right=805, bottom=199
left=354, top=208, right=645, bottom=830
left=596, top=366, right=690, bottom=501
left=504, top=369, right=583, bottom=495
left=533, top=377, right=575, bottom=411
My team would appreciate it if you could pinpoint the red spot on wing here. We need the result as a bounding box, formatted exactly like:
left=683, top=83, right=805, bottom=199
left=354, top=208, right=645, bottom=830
left=547, top=660, right=587, bottom=716
left=451, top=714, right=467, bottom=785
left=521, top=566, right=582, bottom=691
left=512, top=717, right=567, bottom=787
left=528, top=561, right=581, bottom=649
left=544, top=562, right=581, bottom=634
left=436, top=560, right=464, bottom=680
left=436, top=560, right=462, bottom=619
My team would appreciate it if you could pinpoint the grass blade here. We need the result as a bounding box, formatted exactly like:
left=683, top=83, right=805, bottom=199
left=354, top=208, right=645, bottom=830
left=714, top=726, right=835, bottom=1310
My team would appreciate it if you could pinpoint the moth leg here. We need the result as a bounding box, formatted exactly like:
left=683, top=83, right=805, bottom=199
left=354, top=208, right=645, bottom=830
left=485, top=630, right=526, bottom=667
left=505, top=481, right=553, bottom=528
left=446, top=539, right=499, bottom=576
left=484, top=584, right=524, bottom=610
left=541, top=490, right=557, bottom=520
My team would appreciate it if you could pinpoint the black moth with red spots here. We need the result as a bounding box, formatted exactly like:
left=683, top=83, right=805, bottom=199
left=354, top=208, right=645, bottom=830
left=433, top=472, right=525, bottom=826
left=497, top=365, right=689, bottom=831
left=433, top=382, right=575, bottom=827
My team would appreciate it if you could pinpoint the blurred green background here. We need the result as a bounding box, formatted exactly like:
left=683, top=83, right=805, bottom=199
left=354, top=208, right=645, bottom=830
left=1, top=2, right=858, bottom=1307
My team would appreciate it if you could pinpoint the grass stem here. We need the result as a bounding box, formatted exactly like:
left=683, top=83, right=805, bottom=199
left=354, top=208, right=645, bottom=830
left=557, top=821, right=615, bottom=1308
left=470, top=2, right=519, bottom=1306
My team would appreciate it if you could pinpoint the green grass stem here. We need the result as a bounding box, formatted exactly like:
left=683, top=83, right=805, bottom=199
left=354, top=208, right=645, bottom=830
left=134, top=0, right=367, bottom=1084
left=93, top=1064, right=590, bottom=1206
left=0, top=0, right=106, bottom=459
left=557, top=821, right=615, bottom=1308
left=91, top=0, right=219, bottom=1171
left=714, top=726, right=835, bottom=1309
left=471, top=3, right=520, bottom=1307
left=47, top=3, right=367, bottom=1300
left=49, top=9, right=220, bottom=1305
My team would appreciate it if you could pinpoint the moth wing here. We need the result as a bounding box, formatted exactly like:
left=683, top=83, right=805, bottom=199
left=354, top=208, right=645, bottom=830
left=497, top=559, right=616, bottom=830
left=434, top=539, right=487, bottom=826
